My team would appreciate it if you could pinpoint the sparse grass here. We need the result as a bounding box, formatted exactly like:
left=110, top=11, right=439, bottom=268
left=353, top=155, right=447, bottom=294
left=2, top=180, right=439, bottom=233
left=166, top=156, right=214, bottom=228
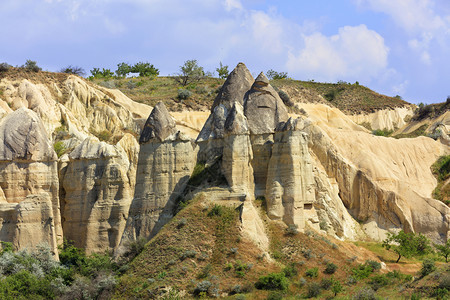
left=431, top=155, right=450, bottom=204
left=393, top=124, right=428, bottom=139
left=271, top=79, right=409, bottom=114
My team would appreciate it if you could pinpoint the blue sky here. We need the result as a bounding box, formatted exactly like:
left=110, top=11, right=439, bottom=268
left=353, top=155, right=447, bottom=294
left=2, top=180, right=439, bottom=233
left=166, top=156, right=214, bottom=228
left=1, top=0, right=450, bottom=104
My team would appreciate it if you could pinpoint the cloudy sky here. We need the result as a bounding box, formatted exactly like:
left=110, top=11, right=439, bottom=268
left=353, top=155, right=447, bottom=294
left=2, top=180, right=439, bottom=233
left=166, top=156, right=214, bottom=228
left=1, top=0, right=450, bottom=104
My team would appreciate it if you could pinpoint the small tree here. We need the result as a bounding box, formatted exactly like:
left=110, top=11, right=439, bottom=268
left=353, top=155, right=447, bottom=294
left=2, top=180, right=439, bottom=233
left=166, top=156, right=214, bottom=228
left=331, top=280, right=343, bottom=297
left=266, top=69, right=288, bottom=80
left=130, top=62, right=159, bottom=77
left=382, top=230, right=431, bottom=263
left=174, top=59, right=204, bottom=86
left=216, top=62, right=229, bottom=79
left=116, top=62, right=132, bottom=77
left=59, top=65, right=86, bottom=76
left=23, top=60, right=41, bottom=72
left=435, top=240, right=450, bottom=262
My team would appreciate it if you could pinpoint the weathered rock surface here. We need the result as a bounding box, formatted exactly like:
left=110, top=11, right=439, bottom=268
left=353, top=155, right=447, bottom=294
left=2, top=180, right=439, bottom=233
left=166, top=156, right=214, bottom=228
left=0, top=108, right=61, bottom=254
left=140, top=102, right=177, bottom=143
left=61, top=137, right=135, bottom=253
left=244, top=72, right=289, bottom=135
left=222, top=103, right=254, bottom=194
left=299, top=103, right=450, bottom=242
left=211, top=62, right=254, bottom=112
left=265, top=118, right=315, bottom=230
left=121, top=103, right=197, bottom=245
left=349, top=107, right=415, bottom=131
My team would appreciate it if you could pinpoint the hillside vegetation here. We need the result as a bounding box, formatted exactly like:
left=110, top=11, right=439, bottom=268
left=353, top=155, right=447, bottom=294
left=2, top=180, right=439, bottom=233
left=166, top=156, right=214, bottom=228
left=88, top=76, right=410, bottom=114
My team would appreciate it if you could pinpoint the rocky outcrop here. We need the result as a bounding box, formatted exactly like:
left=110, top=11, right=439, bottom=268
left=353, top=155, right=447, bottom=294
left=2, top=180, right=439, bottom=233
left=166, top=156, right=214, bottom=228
left=222, top=102, right=254, bottom=194
left=197, top=63, right=255, bottom=163
left=244, top=72, right=289, bottom=135
left=211, top=62, right=254, bottom=112
left=121, top=102, right=197, bottom=245
left=265, top=118, right=315, bottom=230
left=243, top=72, right=289, bottom=197
left=349, top=107, right=415, bottom=131
left=0, top=108, right=61, bottom=254
left=60, top=137, right=136, bottom=253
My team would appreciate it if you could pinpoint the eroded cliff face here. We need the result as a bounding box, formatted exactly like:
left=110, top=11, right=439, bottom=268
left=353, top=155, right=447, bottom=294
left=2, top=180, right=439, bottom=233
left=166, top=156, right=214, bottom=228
left=0, top=108, right=61, bottom=254
left=60, top=136, right=137, bottom=253
left=121, top=102, right=197, bottom=246
left=0, top=63, right=448, bottom=256
left=265, top=118, right=315, bottom=230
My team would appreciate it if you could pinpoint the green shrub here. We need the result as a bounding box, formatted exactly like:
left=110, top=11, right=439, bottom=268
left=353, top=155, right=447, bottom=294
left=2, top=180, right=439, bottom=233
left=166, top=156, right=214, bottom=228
left=332, top=280, right=343, bottom=297
left=352, top=264, right=375, bottom=279
left=22, top=60, right=41, bottom=72
left=420, top=258, right=436, bottom=277
left=324, top=262, right=337, bottom=274
left=193, top=280, right=212, bottom=296
left=365, top=260, right=381, bottom=271
left=305, top=267, right=318, bottom=278
left=266, top=69, right=288, bottom=80
left=320, top=278, right=333, bottom=290
left=53, top=141, right=66, bottom=158
left=130, top=62, right=159, bottom=77
left=282, top=263, right=298, bottom=278
left=97, top=130, right=112, bottom=142
left=0, top=63, right=11, bottom=72
left=372, top=129, right=393, bottom=137
left=353, top=287, right=377, bottom=300
left=306, top=282, right=321, bottom=298
left=177, top=89, right=192, bottom=100
left=285, top=224, right=298, bottom=236
left=255, top=272, right=289, bottom=291
left=208, top=204, right=223, bottom=217
left=267, top=291, right=284, bottom=300
left=369, top=274, right=389, bottom=290
left=216, top=62, right=229, bottom=79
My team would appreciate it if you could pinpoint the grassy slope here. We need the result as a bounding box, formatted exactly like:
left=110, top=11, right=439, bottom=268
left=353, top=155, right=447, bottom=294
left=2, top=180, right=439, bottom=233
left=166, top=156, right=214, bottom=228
left=114, top=191, right=444, bottom=299
left=88, top=76, right=411, bottom=115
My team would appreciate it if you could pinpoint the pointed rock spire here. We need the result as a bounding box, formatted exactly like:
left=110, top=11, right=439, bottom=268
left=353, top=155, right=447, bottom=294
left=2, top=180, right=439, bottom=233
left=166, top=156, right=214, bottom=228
left=211, top=62, right=254, bottom=112
left=139, top=102, right=177, bottom=143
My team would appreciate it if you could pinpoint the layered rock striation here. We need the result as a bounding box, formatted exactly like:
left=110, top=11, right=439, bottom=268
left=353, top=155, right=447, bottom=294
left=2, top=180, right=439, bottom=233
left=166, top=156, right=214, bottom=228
left=121, top=102, right=197, bottom=244
left=60, top=136, right=137, bottom=253
left=0, top=108, right=61, bottom=254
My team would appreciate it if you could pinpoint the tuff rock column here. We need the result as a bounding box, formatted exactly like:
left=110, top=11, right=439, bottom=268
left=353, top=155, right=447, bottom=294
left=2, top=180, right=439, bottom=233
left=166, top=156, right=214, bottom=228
left=0, top=108, right=61, bottom=254
left=121, top=102, right=197, bottom=244
left=244, top=72, right=289, bottom=197
left=265, top=118, right=315, bottom=231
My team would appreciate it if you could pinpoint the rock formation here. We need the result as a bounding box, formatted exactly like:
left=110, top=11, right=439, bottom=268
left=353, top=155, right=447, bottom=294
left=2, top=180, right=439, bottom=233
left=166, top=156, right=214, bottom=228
left=60, top=136, right=136, bottom=253
left=211, top=62, right=254, bottom=112
left=265, top=118, right=315, bottom=230
left=222, top=102, right=254, bottom=195
left=121, top=102, right=197, bottom=244
left=197, top=63, right=254, bottom=163
left=0, top=108, right=61, bottom=254
left=244, top=72, right=289, bottom=197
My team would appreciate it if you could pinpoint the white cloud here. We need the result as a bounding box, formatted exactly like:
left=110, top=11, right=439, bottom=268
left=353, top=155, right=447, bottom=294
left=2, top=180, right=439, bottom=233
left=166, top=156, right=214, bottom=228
left=224, top=0, right=243, bottom=11
left=286, top=25, right=389, bottom=82
left=355, top=0, right=446, bottom=33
